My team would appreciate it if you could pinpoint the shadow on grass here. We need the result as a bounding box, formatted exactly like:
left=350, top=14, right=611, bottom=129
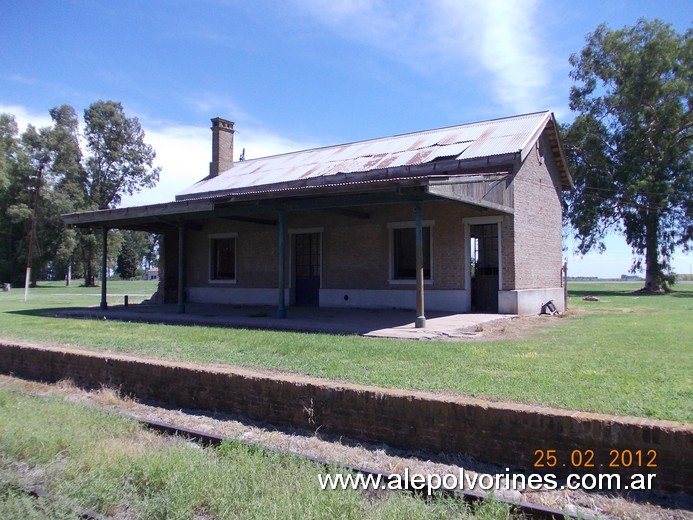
left=19, top=283, right=101, bottom=289
left=568, top=289, right=643, bottom=298
left=4, top=306, right=416, bottom=337
left=5, top=308, right=85, bottom=318
left=569, top=288, right=693, bottom=300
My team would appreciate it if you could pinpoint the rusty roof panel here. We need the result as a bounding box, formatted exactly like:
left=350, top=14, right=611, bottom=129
left=177, top=111, right=555, bottom=199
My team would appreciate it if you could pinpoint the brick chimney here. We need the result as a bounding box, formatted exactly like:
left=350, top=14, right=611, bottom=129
left=209, top=117, right=235, bottom=177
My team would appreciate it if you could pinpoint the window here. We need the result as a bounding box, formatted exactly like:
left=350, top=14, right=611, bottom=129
left=209, top=234, right=236, bottom=282
left=391, top=225, right=431, bottom=281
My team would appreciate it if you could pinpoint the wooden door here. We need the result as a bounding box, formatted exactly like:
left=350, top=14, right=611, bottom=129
left=294, top=232, right=320, bottom=306
left=470, top=224, right=499, bottom=312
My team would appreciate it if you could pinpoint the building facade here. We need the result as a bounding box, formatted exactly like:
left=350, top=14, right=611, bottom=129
left=64, top=112, right=572, bottom=320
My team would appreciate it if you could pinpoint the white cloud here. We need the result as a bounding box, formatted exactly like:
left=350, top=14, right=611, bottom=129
left=121, top=124, right=210, bottom=206
left=292, top=0, right=556, bottom=114
left=0, top=103, right=317, bottom=208
left=183, top=93, right=252, bottom=125
left=433, top=0, right=551, bottom=113
left=121, top=119, right=321, bottom=207
left=0, top=104, right=53, bottom=132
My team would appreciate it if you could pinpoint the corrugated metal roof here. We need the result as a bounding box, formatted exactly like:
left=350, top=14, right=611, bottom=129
left=177, top=111, right=557, bottom=200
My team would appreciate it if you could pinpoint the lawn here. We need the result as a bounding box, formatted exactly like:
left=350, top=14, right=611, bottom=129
left=0, top=387, right=507, bottom=519
left=0, top=280, right=691, bottom=423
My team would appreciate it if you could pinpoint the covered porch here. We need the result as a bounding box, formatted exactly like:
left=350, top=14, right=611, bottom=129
left=63, top=170, right=515, bottom=326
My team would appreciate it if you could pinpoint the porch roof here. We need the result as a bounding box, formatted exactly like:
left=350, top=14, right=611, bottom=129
left=62, top=171, right=513, bottom=231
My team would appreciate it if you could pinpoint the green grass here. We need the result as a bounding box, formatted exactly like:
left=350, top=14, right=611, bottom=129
left=0, top=280, right=691, bottom=422
left=0, top=387, right=509, bottom=519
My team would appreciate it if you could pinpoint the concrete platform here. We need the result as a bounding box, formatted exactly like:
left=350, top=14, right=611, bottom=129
left=53, top=303, right=514, bottom=340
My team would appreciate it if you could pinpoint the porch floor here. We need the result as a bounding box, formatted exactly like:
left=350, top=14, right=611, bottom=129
left=55, top=303, right=515, bottom=340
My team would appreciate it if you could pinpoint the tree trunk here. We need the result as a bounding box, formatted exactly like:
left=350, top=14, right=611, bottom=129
left=83, top=232, right=97, bottom=286
left=643, top=206, right=661, bottom=292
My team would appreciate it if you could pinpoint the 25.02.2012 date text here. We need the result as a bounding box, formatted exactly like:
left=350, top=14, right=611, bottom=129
left=533, top=449, right=657, bottom=469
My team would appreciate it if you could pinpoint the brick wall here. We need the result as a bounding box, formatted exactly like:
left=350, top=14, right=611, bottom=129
left=182, top=201, right=488, bottom=294
left=0, top=341, right=689, bottom=495
left=500, top=214, right=516, bottom=290
left=187, top=219, right=278, bottom=289
left=512, top=133, right=564, bottom=289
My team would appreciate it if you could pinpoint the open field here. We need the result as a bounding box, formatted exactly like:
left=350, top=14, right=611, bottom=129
left=0, top=387, right=508, bottom=519
left=0, top=280, right=691, bottom=422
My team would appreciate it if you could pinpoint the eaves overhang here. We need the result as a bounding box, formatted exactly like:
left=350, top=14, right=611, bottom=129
left=61, top=161, right=516, bottom=231
left=61, top=199, right=215, bottom=230
left=519, top=112, right=572, bottom=190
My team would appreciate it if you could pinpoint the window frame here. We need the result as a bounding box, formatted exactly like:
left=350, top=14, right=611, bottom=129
left=387, top=220, right=434, bottom=284
left=208, top=232, right=238, bottom=284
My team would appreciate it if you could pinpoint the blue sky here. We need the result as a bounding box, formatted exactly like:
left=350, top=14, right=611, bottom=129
left=1, top=0, right=691, bottom=278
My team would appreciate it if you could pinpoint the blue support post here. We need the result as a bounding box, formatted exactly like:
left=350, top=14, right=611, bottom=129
left=277, top=211, right=286, bottom=318
left=177, top=225, right=186, bottom=314
left=100, top=228, right=108, bottom=310
left=415, top=203, right=426, bottom=328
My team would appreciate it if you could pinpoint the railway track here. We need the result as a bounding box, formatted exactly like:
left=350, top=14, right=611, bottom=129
left=12, top=411, right=576, bottom=519
left=138, top=417, right=576, bottom=519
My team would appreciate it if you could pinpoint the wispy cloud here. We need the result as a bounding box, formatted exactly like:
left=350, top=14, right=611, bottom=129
left=182, top=92, right=253, bottom=125
left=4, top=74, right=37, bottom=86
left=432, top=0, right=551, bottom=113
left=0, top=104, right=52, bottom=131
left=292, top=0, right=556, bottom=114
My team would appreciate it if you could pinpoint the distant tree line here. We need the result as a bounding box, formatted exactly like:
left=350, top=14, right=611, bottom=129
left=0, top=100, right=160, bottom=287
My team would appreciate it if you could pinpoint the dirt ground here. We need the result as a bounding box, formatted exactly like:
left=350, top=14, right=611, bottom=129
left=1, top=375, right=690, bottom=519
left=457, top=313, right=572, bottom=341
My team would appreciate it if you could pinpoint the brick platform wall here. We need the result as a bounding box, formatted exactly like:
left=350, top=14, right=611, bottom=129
left=2, top=341, right=689, bottom=495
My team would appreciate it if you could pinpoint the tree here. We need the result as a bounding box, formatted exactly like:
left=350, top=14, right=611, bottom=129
left=82, top=100, right=160, bottom=209
left=0, top=114, right=26, bottom=285
left=0, top=108, right=84, bottom=287
left=77, top=101, right=160, bottom=285
left=0, top=101, right=160, bottom=287
left=116, top=230, right=142, bottom=279
left=564, top=19, right=692, bottom=291
left=47, top=105, right=82, bottom=283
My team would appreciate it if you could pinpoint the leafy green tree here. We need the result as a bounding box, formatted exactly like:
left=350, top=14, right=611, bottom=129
left=116, top=231, right=142, bottom=279
left=26, top=107, right=83, bottom=285
left=76, top=101, right=160, bottom=285
left=564, top=19, right=692, bottom=291
left=0, top=101, right=159, bottom=287
left=0, top=114, right=17, bottom=193
left=19, top=124, right=55, bottom=286
left=46, top=105, right=82, bottom=282
left=0, top=114, right=28, bottom=285
left=82, top=100, right=160, bottom=209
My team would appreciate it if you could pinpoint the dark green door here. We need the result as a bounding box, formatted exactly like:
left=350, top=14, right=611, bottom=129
left=470, top=224, right=499, bottom=312
left=294, top=233, right=320, bottom=306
